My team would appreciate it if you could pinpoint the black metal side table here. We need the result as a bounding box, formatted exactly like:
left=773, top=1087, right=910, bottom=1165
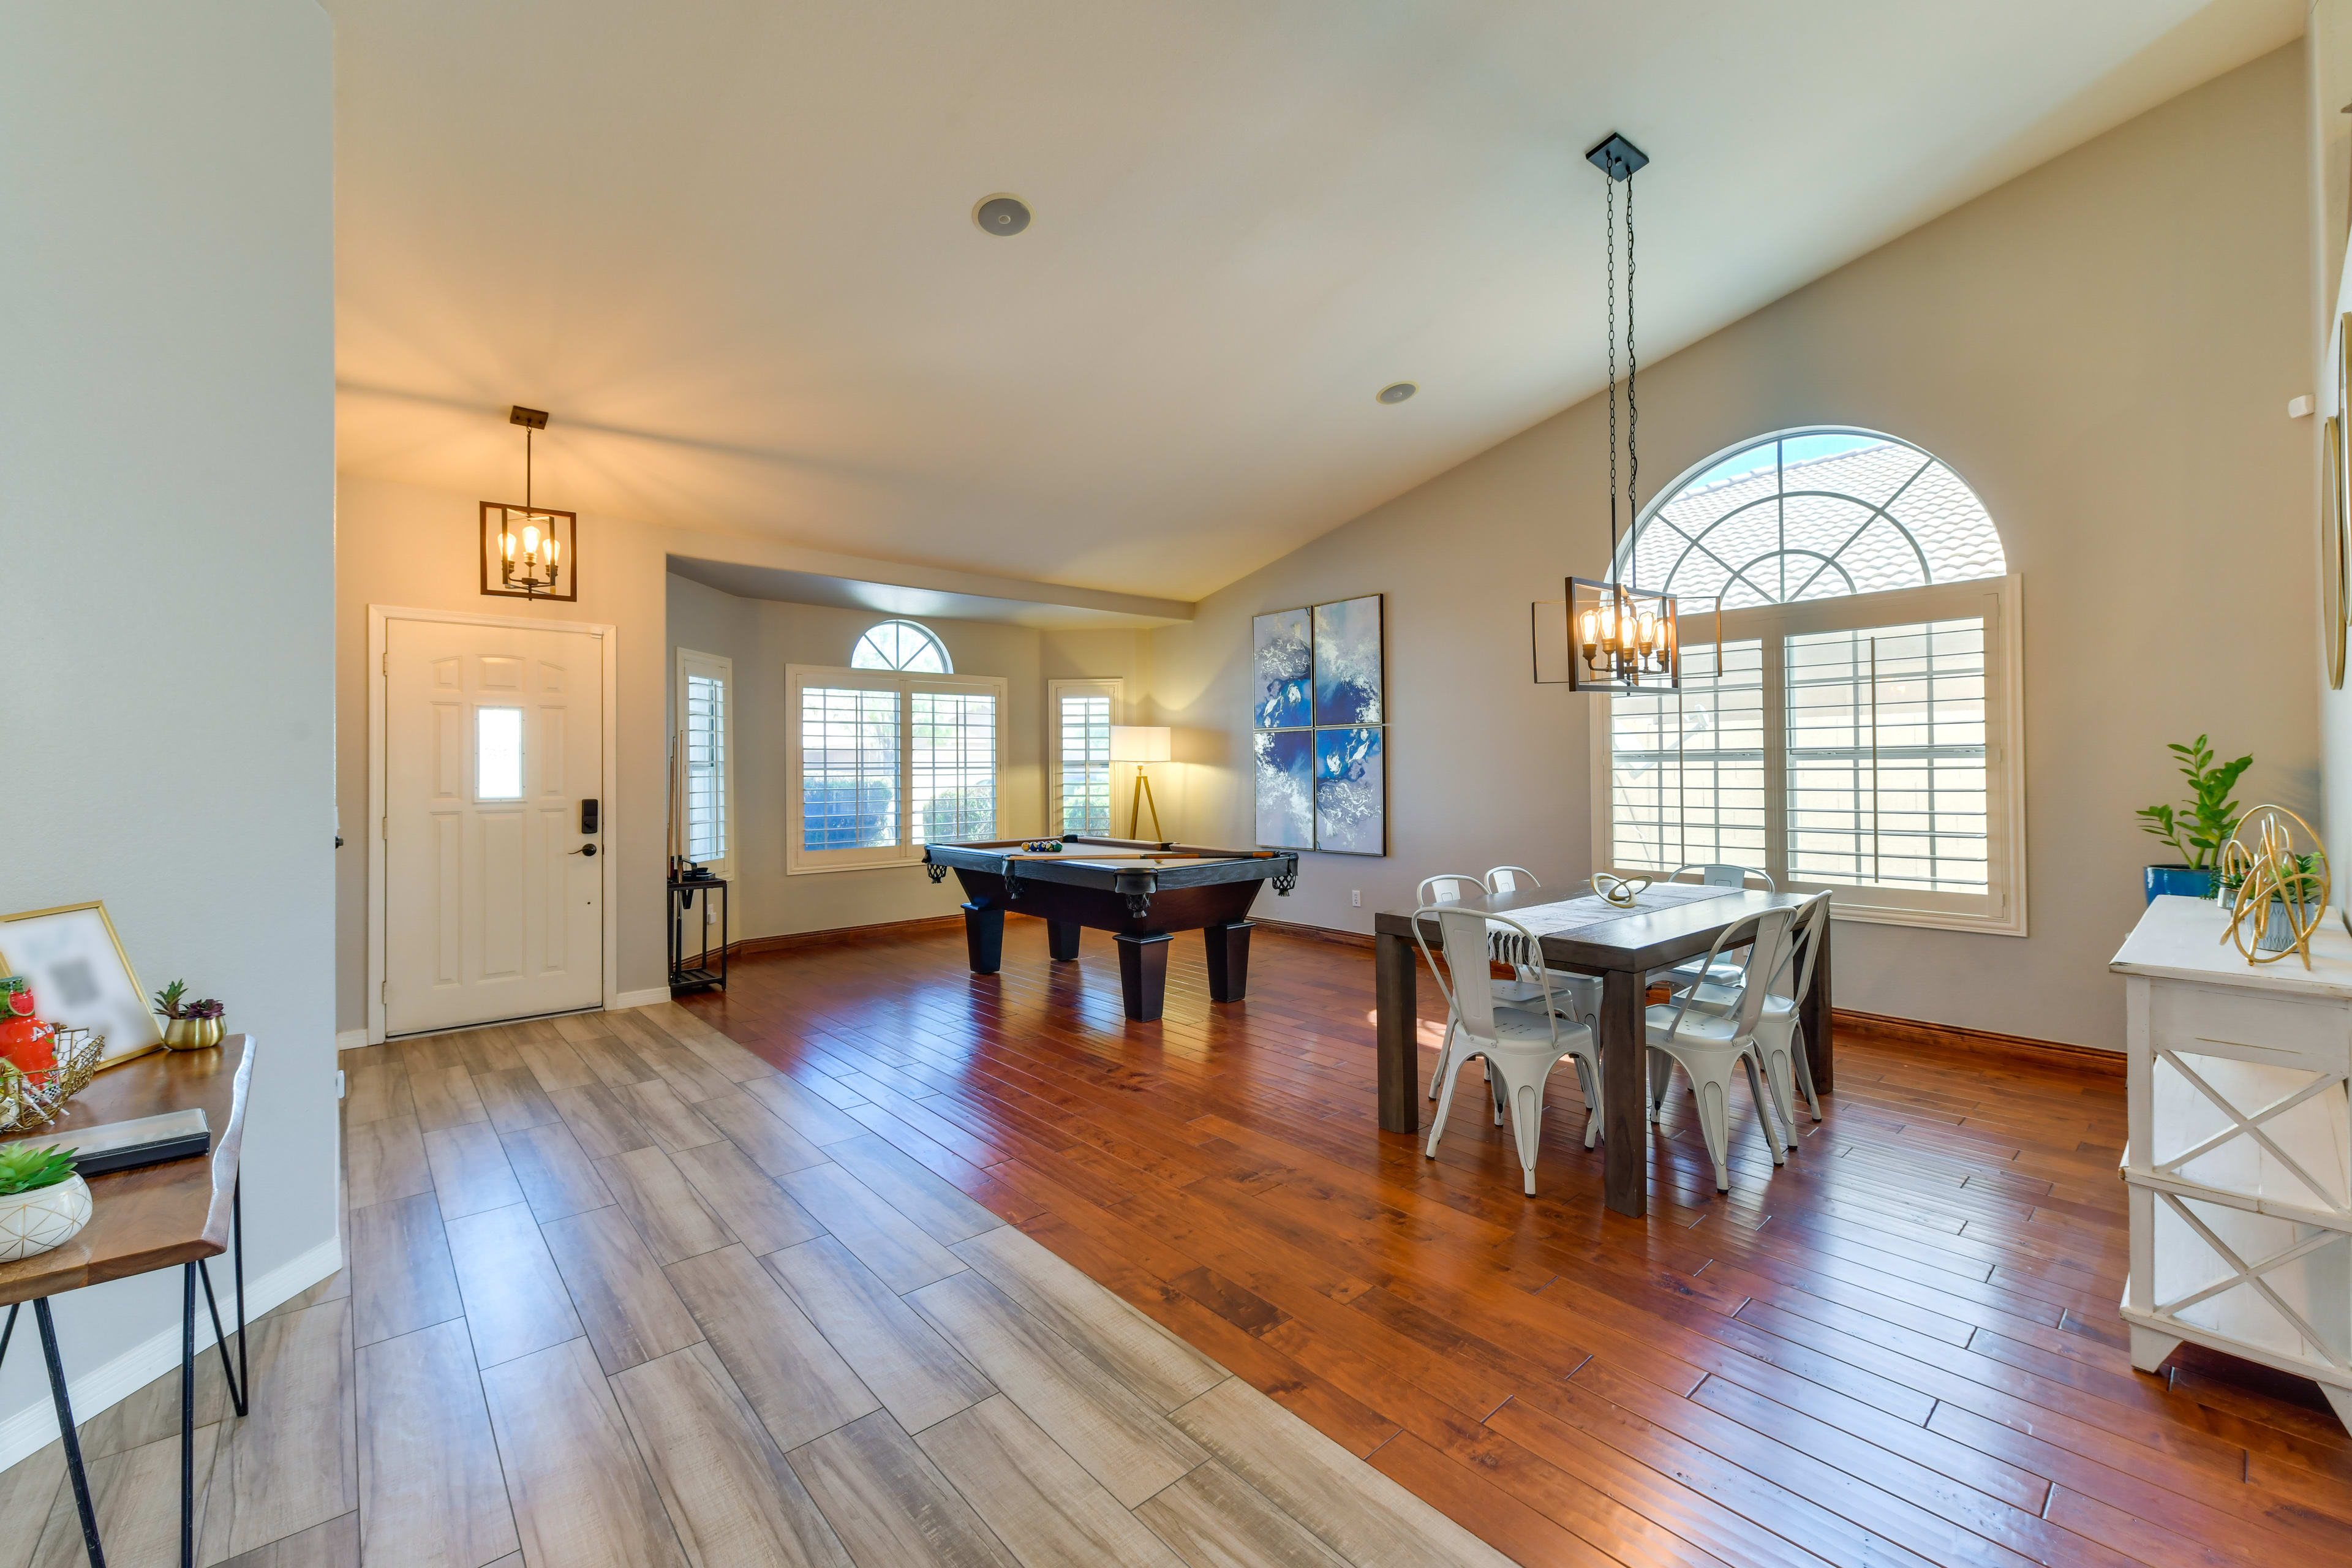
left=668, top=875, right=729, bottom=993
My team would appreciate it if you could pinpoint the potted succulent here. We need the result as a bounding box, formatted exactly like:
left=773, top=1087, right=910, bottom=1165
left=2136, top=735, right=2251, bottom=903
left=0, top=1144, right=90, bottom=1262
left=153, top=982, right=226, bottom=1050
left=2222, top=852, right=2326, bottom=952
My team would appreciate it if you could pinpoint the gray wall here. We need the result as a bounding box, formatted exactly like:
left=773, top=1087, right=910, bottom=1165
left=0, top=1, right=337, bottom=1454
left=1151, top=44, right=2315, bottom=1052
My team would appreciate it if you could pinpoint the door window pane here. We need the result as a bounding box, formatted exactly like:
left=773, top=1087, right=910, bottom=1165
left=477, top=707, right=524, bottom=800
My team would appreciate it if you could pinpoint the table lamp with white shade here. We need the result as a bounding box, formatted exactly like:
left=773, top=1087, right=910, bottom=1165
left=1109, top=725, right=1172, bottom=842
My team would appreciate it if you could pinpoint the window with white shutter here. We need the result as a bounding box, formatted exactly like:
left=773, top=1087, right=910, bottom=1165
left=1595, top=428, right=2023, bottom=935
left=788, top=627, right=1007, bottom=873
left=675, top=649, right=734, bottom=876
left=1048, top=679, right=1121, bottom=836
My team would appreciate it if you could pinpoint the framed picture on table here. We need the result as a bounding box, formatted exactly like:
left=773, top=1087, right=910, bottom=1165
left=0, top=902, right=164, bottom=1067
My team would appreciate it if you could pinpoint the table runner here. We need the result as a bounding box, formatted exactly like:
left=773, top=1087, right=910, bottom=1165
left=1476, top=883, right=1742, bottom=968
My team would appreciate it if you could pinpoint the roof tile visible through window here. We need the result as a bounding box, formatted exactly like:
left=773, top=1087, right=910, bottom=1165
left=1618, top=432, right=2003, bottom=607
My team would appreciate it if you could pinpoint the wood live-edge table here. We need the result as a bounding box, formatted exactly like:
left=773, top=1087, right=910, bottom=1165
left=1373, top=891, right=1830, bottom=1216
left=0, top=1036, right=254, bottom=1568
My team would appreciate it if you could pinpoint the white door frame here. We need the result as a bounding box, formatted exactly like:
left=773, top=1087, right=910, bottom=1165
left=368, top=603, right=621, bottom=1043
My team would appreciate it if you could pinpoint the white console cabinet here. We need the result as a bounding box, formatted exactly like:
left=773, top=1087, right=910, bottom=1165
left=2111, top=895, right=2352, bottom=1430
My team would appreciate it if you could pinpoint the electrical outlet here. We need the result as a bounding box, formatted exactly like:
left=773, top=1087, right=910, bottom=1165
left=1351, top=889, right=1361, bottom=907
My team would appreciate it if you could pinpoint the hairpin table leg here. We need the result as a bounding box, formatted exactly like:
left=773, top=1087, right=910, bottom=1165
left=181, top=1264, right=195, bottom=1568
left=233, top=1175, right=247, bottom=1401
left=197, top=1262, right=246, bottom=1415
left=36, top=1297, right=106, bottom=1566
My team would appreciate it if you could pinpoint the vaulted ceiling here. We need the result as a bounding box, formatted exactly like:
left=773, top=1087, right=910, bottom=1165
left=329, top=0, right=2299, bottom=602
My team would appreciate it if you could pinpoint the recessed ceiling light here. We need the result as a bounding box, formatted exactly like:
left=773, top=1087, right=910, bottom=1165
left=1378, top=382, right=1417, bottom=404
left=973, top=195, right=1031, bottom=236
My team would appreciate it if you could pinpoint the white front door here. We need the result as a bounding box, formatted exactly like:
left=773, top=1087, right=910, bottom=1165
left=384, top=618, right=605, bottom=1035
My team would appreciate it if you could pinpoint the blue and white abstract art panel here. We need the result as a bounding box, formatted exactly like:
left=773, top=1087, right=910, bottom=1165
left=1311, top=595, right=1382, bottom=726
left=1313, top=726, right=1385, bottom=856
left=1251, top=607, right=1311, bottom=730
left=1253, top=729, right=1314, bottom=850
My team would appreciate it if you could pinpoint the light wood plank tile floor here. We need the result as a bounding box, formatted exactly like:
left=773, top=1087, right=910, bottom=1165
left=0, top=1004, right=1503, bottom=1568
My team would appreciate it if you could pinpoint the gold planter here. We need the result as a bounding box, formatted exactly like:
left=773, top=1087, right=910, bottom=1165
left=162, top=1017, right=224, bottom=1051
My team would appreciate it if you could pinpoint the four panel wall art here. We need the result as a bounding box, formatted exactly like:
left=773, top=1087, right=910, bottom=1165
left=1252, top=594, right=1385, bottom=855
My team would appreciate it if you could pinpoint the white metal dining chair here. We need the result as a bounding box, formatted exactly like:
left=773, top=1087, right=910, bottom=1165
left=1418, top=872, right=1522, bottom=1106
left=1658, top=864, right=1777, bottom=992
left=1480, top=865, right=1603, bottom=1037
left=1415, top=906, right=1603, bottom=1194
left=1644, top=907, right=1795, bottom=1191
left=1417, top=873, right=1487, bottom=906
left=1672, top=891, right=1832, bottom=1138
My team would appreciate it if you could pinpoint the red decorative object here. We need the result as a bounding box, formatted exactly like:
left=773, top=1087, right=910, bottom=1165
left=0, top=978, right=57, bottom=1074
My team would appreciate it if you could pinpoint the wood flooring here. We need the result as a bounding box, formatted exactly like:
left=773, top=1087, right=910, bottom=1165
left=668, top=914, right=2352, bottom=1568
left=0, top=982, right=1501, bottom=1568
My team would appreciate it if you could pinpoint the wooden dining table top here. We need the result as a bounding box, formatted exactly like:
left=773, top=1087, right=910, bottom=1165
left=1374, top=886, right=1814, bottom=973
left=0, top=1035, right=253, bottom=1305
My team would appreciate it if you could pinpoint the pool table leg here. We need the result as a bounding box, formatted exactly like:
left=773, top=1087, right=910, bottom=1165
left=1046, top=919, right=1082, bottom=960
left=1204, top=920, right=1254, bottom=1003
left=1114, top=932, right=1173, bottom=1021
left=962, top=902, right=1005, bottom=974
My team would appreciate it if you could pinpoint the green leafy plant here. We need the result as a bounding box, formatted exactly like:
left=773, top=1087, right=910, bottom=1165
left=2136, top=736, right=2252, bottom=870
left=0, top=1144, right=76, bottom=1197
left=151, top=980, right=188, bottom=1022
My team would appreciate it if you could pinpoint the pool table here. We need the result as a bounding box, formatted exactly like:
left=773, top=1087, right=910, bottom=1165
left=923, top=836, right=1300, bottom=1021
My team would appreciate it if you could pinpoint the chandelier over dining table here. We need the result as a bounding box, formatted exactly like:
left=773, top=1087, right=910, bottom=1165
left=1567, top=132, right=1681, bottom=696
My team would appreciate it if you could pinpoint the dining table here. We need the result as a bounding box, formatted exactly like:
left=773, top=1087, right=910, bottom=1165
left=1373, top=886, right=1830, bottom=1216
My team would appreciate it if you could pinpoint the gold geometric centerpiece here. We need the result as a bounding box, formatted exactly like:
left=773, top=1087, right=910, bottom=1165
left=2219, top=804, right=2329, bottom=967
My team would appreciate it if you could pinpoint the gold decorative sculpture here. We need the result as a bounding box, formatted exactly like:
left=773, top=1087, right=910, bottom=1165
left=1590, top=873, right=1651, bottom=908
left=2219, top=804, right=2330, bottom=968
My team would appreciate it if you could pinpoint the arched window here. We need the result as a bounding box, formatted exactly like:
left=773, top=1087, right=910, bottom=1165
left=851, top=619, right=951, bottom=673
left=1600, top=427, right=2023, bottom=936
left=1614, top=429, right=2003, bottom=607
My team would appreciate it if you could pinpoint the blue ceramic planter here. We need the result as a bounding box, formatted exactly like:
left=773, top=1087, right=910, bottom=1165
left=2144, top=864, right=2215, bottom=903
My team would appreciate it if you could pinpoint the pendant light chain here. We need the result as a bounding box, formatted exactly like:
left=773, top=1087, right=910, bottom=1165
left=1605, top=175, right=1618, bottom=571
left=1624, top=167, right=1637, bottom=592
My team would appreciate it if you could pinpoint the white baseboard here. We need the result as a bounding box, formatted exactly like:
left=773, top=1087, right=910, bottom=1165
left=613, top=987, right=671, bottom=1009
left=0, top=1231, right=344, bottom=1473
left=334, top=1028, right=369, bottom=1053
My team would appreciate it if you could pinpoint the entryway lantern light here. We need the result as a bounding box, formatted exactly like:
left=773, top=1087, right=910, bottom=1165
left=480, top=406, right=578, bottom=602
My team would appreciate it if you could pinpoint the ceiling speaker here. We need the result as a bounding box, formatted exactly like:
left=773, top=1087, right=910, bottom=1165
left=974, top=195, right=1031, bottom=236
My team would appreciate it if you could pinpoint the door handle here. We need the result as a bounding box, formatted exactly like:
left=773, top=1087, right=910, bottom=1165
left=569, top=844, right=598, bottom=857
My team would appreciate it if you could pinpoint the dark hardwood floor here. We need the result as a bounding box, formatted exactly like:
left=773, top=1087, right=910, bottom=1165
left=680, top=914, right=2352, bottom=1568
